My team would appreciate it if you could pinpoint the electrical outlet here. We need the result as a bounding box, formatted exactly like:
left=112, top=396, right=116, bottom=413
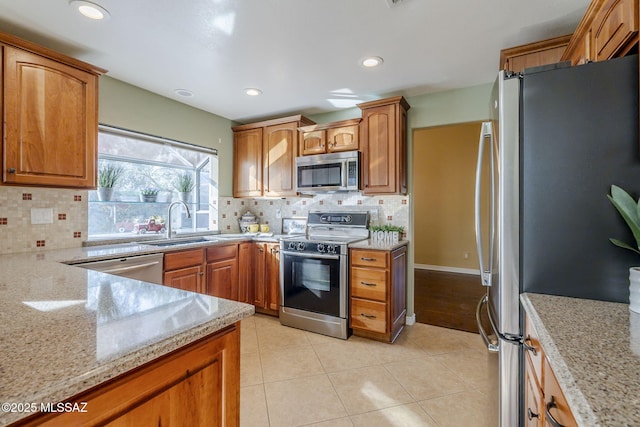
left=31, top=208, right=53, bottom=224
left=464, top=252, right=470, bottom=260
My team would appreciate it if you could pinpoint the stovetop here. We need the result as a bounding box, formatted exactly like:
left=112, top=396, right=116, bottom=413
left=280, top=211, right=370, bottom=255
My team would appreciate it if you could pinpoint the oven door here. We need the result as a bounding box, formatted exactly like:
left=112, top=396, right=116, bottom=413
left=280, top=250, right=346, bottom=318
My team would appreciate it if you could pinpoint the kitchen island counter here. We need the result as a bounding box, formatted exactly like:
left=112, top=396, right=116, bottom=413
left=521, top=293, right=640, bottom=426
left=0, top=249, right=254, bottom=426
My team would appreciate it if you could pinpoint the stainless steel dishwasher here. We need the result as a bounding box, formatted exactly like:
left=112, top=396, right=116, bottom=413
left=71, top=253, right=164, bottom=285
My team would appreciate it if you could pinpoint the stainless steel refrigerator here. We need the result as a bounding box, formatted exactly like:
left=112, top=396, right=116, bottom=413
left=475, top=54, right=639, bottom=426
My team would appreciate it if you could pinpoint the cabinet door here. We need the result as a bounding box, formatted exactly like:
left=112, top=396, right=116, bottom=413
left=205, top=257, right=239, bottom=300
left=252, top=243, right=267, bottom=309
left=164, top=265, right=203, bottom=293
left=28, top=325, right=240, bottom=426
left=327, top=125, right=359, bottom=152
left=3, top=46, right=98, bottom=188
left=238, top=242, right=253, bottom=304
left=525, top=360, right=543, bottom=427
left=543, top=358, right=577, bottom=427
left=265, top=243, right=280, bottom=312
left=592, top=0, right=639, bottom=61
left=300, top=130, right=326, bottom=155
left=233, top=128, right=263, bottom=197
left=361, top=103, right=398, bottom=194
left=263, top=122, right=297, bottom=197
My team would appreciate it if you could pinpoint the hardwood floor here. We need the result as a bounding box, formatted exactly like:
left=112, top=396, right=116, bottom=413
left=414, top=269, right=487, bottom=333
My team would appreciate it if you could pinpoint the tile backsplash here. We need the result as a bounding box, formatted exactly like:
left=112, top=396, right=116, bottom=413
left=0, top=187, right=88, bottom=255
left=216, top=193, right=409, bottom=236
left=0, top=187, right=408, bottom=255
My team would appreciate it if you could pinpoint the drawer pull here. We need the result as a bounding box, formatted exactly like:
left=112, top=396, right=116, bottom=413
left=527, top=408, right=539, bottom=421
left=361, top=281, right=377, bottom=287
left=545, top=396, right=565, bottom=427
left=523, top=335, right=537, bottom=355
left=360, top=257, right=377, bottom=262
left=360, top=313, right=377, bottom=319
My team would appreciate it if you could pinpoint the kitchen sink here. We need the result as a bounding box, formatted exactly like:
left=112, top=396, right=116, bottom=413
left=143, top=237, right=213, bottom=247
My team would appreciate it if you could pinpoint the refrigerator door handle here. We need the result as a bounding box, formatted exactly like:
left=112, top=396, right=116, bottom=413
left=475, top=295, right=499, bottom=352
left=474, top=122, right=494, bottom=286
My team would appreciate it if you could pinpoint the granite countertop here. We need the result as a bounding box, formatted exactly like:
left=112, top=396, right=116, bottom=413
left=0, top=247, right=254, bottom=426
left=521, top=293, right=640, bottom=426
left=348, top=238, right=409, bottom=251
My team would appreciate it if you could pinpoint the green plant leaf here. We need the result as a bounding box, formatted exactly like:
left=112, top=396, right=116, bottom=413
left=610, top=238, right=640, bottom=255
left=608, top=185, right=640, bottom=253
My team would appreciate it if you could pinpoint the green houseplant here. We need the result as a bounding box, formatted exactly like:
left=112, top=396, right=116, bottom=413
left=175, top=173, right=195, bottom=202
left=97, top=164, right=124, bottom=201
left=139, top=188, right=160, bottom=203
left=608, top=184, right=640, bottom=313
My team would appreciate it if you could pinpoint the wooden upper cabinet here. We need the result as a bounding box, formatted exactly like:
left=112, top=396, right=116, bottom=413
left=232, top=115, right=313, bottom=198
left=592, top=0, right=639, bottom=60
left=1, top=34, right=105, bottom=189
left=298, top=119, right=361, bottom=156
left=358, top=96, right=409, bottom=195
left=263, top=122, right=297, bottom=197
left=561, top=0, right=638, bottom=65
left=499, top=35, right=573, bottom=73
left=233, top=128, right=263, bottom=198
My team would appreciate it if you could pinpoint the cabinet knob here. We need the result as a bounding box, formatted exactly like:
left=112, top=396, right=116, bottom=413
left=527, top=408, right=539, bottom=421
left=7, top=168, right=16, bottom=174
left=199, top=272, right=204, bottom=276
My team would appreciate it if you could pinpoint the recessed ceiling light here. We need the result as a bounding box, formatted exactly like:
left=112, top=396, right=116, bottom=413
left=69, top=0, right=110, bottom=20
left=361, top=56, right=384, bottom=68
left=245, top=88, right=262, bottom=96
left=174, top=89, right=194, bottom=97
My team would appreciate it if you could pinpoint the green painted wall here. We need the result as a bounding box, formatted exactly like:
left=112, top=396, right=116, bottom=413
left=98, top=76, right=235, bottom=196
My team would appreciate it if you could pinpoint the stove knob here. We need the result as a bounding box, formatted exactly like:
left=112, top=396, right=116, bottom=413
left=296, top=242, right=306, bottom=251
left=288, top=242, right=296, bottom=250
left=327, top=244, right=336, bottom=254
left=317, top=243, right=325, bottom=253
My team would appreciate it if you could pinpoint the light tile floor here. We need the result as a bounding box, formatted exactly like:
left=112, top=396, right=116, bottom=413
left=240, top=315, right=498, bottom=427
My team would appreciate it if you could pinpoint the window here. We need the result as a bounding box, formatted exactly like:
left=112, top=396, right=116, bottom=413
left=88, top=125, right=218, bottom=238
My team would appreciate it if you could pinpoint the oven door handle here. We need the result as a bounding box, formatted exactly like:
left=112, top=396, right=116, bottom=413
left=280, top=250, right=341, bottom=260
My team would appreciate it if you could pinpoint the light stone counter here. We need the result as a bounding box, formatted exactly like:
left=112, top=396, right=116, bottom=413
left=521, top=293, right=640, bottom=427
left=0, top=248, right=254, bottom=426
left=348, top=238, right=409, bottom=251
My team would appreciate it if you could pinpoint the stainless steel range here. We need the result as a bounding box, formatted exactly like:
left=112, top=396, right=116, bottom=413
left=279, top=211, right=369, bottom=339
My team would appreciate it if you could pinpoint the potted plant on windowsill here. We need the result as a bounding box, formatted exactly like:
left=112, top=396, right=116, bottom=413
left=97, top=164, right=124, bottom=201
left=175, top=173, right=195, bottom=203
left=139, top=188, right=160, bottom=203
left=608, top=184, right=640, bottom=313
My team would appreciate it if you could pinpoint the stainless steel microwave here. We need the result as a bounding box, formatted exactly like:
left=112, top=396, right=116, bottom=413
left=295, top=151, right=360, bottom=193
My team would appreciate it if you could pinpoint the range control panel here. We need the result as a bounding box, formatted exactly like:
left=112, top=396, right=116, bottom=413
left=282, top=240, right=344, bottom=255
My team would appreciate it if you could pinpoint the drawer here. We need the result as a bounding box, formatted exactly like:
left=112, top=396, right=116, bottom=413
left=525, top=315, right=544, bottom=384
left=543, top=357, right=577, bottom=427
left=164, top=248, right=204, bottom=271
left=351, top=267, right=387, bottom=302
left=350, top=249, right=388, bottom=269
left=351, top=298, right=386, bottom=333
left=206, top=244, right=238, bottom=262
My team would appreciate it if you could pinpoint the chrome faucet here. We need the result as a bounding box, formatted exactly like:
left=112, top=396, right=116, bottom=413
left=166, top=201, right=191, bottom=239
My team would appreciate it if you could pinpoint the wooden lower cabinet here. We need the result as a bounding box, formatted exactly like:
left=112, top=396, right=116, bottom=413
left=237, top=242, right=253, bottom=304
left=252, top=242, right=280, bottom=316
left=17, top=324, right=241, bottom=426
left=205, top=245, right=239, bottom=300
left=524, top=315, right=577, bottom=427
left=163, top=248, right=205, bottom=293
left=349, top=245, right=407, bottom=342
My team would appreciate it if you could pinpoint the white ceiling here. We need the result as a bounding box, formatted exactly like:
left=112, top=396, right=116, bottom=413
left=0, top=0, right=589, bottom=123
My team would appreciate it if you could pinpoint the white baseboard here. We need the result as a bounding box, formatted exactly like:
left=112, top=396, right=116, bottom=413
left=405, top=313, right=416, bottom=325
left=414, top=263, right=480, bottom=275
